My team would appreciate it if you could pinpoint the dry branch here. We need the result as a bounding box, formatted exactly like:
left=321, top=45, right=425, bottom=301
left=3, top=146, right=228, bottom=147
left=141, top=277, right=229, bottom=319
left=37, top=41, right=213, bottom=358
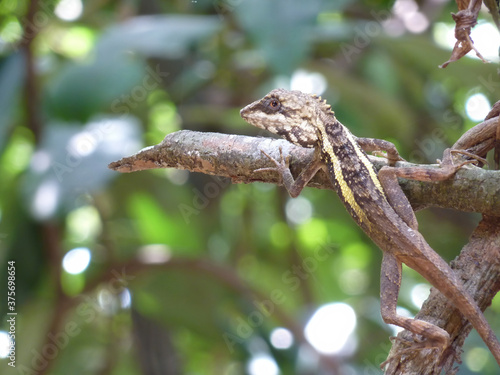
left=440, top=0, right=488, bottom=68
left=109, top=129, right=500, bottom=216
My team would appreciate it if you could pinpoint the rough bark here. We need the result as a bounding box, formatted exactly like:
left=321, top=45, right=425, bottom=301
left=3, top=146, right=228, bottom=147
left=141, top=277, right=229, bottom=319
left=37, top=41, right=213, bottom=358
left=109, top=129, right=500, bottom=215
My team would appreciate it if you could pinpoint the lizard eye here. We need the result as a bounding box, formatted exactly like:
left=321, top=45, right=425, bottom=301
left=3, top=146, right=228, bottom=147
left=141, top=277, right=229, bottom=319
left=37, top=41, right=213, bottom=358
left=266, top=98, right=281, bottom=111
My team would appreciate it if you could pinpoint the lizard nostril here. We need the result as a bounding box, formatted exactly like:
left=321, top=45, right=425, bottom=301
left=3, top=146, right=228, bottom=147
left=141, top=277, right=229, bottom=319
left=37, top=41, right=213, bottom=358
left=240, top=106, right=250, bottom=119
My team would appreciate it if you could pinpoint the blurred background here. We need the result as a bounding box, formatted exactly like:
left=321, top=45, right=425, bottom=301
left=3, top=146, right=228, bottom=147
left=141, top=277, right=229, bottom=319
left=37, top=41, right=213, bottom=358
left=1, top=0, right=500, bottom=374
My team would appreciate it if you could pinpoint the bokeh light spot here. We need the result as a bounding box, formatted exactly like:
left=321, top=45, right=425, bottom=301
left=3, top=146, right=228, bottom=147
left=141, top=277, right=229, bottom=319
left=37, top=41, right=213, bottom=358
left=62, top=247, right=91, bottom=274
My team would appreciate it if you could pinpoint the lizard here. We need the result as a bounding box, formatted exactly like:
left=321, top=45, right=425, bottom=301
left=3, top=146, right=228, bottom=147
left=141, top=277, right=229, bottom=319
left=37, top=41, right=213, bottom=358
left=239, top=88, right=500, bottom=368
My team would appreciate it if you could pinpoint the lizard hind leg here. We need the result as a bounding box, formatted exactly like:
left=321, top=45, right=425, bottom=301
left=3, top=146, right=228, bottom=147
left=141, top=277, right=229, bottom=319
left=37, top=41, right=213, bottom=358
left=379, top=253, right=450, bottom=369
left=376, top=147, right=487, bottom=231
left=377, top=166, right=418, bottom=230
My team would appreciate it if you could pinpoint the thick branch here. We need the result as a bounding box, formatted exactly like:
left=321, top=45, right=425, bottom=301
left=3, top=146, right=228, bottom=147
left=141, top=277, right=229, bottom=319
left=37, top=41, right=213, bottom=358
left=109, top=130, right=500, bottom=216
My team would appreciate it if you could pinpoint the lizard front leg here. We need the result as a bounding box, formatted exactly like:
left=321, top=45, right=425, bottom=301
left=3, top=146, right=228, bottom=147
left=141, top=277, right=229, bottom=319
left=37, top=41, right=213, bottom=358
left=255, top=148, right=324, bottom=198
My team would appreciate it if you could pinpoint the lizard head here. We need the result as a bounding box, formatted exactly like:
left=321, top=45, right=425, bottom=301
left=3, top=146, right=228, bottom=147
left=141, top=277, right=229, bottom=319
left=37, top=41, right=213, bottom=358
left=240, top=88, right=334, bottom=148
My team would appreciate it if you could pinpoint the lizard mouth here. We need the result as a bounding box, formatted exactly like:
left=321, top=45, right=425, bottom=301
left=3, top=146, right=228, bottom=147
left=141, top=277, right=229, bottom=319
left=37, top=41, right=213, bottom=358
left=240, top=104, right=254, bottom=121
left=239, top=107, right=249, bottom=119
left=240, top=104, right=263, bottom=129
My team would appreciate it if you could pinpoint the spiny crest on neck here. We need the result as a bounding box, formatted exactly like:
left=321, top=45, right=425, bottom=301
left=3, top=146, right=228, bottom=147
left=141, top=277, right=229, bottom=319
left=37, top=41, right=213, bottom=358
left=309, top=92, right=335, bottom=116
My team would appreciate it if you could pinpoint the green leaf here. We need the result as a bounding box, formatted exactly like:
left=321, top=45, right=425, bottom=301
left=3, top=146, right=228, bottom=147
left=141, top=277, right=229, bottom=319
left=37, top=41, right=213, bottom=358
left=235, top=0, right=325, bottom=74
left=96, top=15, right=221, bottom=59
left=127, top=193, right=202, bottom=252
left=22, top=117, right=142, bottom=219
left=44, top=55, right=145, bottom=122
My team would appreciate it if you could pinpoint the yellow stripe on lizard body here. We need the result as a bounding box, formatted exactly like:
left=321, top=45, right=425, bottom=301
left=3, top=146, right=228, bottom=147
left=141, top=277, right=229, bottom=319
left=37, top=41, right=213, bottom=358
left=318, top=125, right=370, bottom=225
left=344, top=129, right=386, bottom=197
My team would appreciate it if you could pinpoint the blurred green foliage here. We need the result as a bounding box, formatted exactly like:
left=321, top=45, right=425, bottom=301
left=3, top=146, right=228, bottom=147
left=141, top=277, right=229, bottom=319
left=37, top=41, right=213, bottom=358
left=0, top=0, right=500, bottom=374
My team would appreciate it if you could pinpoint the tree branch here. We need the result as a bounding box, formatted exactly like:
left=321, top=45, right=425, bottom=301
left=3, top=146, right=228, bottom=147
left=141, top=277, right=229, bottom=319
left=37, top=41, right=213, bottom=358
left=108, top=129, right=500, bottom=216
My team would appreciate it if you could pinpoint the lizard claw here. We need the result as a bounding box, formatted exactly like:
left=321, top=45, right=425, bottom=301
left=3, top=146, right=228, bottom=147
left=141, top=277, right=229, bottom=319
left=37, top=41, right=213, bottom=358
left=449, top=149, right=488, bottom=167
left=372, top=150, right=406, bottom=163
left=380, top=334, right=447, bottom=370
left=254, top=148, right=290, bottom=174
left=253, top=146, right=304, bottom=198
left=438, top=148, right=488, bottom=171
